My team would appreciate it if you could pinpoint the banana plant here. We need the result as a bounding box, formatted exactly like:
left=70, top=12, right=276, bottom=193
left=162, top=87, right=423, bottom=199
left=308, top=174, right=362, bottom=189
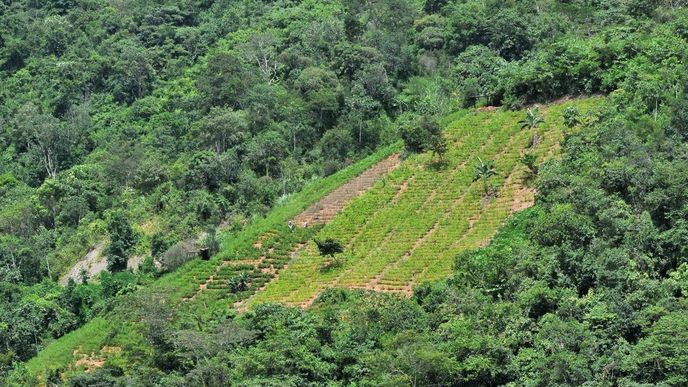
left=520, top=108, right=544, bottom=130
left=473, top=157, right=497, bottom=197
left=228, top=272, right=249, bottom=293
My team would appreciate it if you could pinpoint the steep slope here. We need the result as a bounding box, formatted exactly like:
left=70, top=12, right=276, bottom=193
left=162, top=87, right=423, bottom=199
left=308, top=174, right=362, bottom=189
left=293, top=154, right=401, bottom=226
left=249, top=98, right=601, bottom=306
left=20, top=99, right=602, bottom=383
left=185, top=153, right=400, bottom=303
left=21, top=144, right=402, bottom=383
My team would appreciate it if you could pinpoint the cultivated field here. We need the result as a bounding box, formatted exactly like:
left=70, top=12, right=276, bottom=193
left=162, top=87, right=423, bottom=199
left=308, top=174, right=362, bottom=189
left=23, top=99, right=602, bottom=381
left=247, top=99, right=601, bottom=306
left=162, top=99, right=601, bottom=310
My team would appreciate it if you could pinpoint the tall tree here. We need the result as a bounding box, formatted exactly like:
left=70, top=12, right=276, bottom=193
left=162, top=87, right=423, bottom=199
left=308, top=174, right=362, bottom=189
left=105, top=211, right=138, bottom=272
left=197, top=107, right=249, bottom=154
left=12, top=103, right=75, bottom=180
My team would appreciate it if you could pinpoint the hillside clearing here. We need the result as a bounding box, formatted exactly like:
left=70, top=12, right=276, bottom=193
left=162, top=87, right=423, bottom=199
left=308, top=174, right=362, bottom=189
left=248, top=98, right=601, bottom=306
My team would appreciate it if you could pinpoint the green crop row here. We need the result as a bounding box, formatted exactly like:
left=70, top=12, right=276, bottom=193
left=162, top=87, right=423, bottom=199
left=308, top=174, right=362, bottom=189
left=250, top=98, right=603, bottom=305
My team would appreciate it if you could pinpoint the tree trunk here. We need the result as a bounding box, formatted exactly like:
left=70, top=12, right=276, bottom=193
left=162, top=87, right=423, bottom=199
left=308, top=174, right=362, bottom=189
left=43, top=147, right=57, bottom=178
left=45, top=255, right=52, bottom=280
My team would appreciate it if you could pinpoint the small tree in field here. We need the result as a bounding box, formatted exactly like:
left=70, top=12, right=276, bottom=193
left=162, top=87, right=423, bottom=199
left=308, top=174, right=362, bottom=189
left=400, top=116, right=445, bottom=161
left=428, top=133, right=448, bottom=164
left=563, top=106, right=581, bottom=129
left=520, top=153, right=539, bottom=176
left=315, top=238, right=345, bottom=272
left=315, top=238, right=344, bottom=257
left=474, top=158, right=497, bottom=198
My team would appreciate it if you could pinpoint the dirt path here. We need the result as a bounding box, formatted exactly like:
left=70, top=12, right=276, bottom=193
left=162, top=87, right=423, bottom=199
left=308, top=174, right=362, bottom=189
left=293, top=154, right=401, bottom=226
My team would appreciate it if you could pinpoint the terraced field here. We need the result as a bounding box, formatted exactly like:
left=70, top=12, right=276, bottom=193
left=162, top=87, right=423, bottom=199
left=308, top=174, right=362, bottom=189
left=181, top=98, right=600, bottom=309
left=246, top=98, right=601, bottom=306
left=22, top=144, right=404, bottom=380
left=183, top=153, right=401, bottom=305
left=22, top=99, right=601, bottom=383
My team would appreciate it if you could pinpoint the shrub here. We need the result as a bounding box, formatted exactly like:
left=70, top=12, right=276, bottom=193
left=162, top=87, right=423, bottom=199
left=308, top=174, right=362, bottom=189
left=105, top=211, right=139, bottom=272
left=228, top=272, right=250, bottom=293
left=520, top=153, right=538, bottom=176
left=399, top=116, right=443, bottom=155
left=314, top=238, right=344, bottom=257
left=158, top=241, right=197, bottom=273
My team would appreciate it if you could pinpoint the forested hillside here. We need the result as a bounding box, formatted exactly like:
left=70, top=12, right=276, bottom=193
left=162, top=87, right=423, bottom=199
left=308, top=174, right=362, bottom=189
left=2, top=0, right=688, bottom=385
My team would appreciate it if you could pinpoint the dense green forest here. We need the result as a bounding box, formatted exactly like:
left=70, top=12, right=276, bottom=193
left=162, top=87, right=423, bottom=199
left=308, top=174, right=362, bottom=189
left=2, top=0, right=688, bottom=385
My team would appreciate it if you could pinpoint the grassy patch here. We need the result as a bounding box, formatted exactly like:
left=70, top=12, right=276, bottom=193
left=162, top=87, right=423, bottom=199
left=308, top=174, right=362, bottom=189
left=24, top=317, right=110, bottom=383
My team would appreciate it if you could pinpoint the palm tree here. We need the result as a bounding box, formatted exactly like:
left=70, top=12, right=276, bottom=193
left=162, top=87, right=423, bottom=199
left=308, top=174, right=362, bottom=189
left=520, top=108, right=544, bottom=130
left=473, top=157, right=497, bottom=197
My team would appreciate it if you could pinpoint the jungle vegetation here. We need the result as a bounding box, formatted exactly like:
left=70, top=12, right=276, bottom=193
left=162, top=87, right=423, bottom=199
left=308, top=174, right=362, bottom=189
left=1, top=0, right=688, bottom=385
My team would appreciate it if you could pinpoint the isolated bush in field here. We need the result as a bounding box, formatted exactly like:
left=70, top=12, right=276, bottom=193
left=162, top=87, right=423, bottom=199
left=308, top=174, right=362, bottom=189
left=399, top=118, right=429, bottom=153
left=428, top=133, right=448, bottom=164
left=315, top=238, right=344, bottom=257
left=400, top=116, right=444, bottom=156
left=520, top=153, right=538, bottom=176
left=228, top=272, right=249, bottom=293
left=563, top=106, right=581, bottom=128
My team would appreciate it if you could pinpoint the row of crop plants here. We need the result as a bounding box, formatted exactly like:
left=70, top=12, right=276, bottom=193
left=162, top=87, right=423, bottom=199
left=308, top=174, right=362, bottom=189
left=252, top=100, right=603, bottom=305
left=323, top=110, right=510, bottom=289
left=371, top=109, right=529, bottom=289
left=414, top=103, right=579, bottom=283
left=186, top=225, right=321, bottom=305
left=330, top=109, right=522, bottom=289
left=376, top=100, right=602, bottom=286
left=252, top=108, right=519, bottom=304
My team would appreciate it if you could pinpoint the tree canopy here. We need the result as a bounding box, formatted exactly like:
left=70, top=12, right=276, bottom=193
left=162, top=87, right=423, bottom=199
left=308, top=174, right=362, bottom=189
left=2, top=0, right=688, bottom=384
